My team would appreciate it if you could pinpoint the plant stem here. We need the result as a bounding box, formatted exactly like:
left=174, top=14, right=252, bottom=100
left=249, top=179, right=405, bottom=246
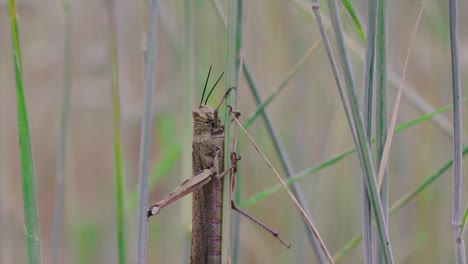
left=448, top=0, right=465, bottom=262
left=135, top=1, right=159, bottom=263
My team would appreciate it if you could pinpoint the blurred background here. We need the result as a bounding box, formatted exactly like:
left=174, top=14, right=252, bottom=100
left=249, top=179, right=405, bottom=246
left=0, top=0, right=467, bottom=263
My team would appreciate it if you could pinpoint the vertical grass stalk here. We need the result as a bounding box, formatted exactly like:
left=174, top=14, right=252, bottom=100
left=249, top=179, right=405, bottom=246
left=448, top=0, right=465, bottom=262
left=51, top=1, right=72, bottom=263
left=107, top=1, right=127, bottom=263
left=361, top=1, right=377, bottom=263
left=182, top=0, right=195, bottom=259
left=135, top=0, right=159, bottom=263
left=333, top=146, right=468, bottom=261
left=223, top=0, right=243, bottom=262
left=312, top=0, right=394, bottom=262
left=375, top=0, right=388, bottom=262
left=8, top=0, right=42, bottom=263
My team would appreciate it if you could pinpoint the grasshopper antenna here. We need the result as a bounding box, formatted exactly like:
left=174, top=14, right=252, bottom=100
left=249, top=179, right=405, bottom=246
left=204, top=72, right=224, bottom=105
left=199, top=65, right=212, bottom=106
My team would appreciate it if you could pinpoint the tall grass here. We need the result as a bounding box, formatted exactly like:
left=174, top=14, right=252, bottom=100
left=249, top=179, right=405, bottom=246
left=361, top=2, right=377, bottom=262
left=51, top=0, right=72, bottom=263
left=135, top=0, right=159, bottom=263
left=374, top=0, right=388, bottom=262
left=107, top=1, right=127, bottom=263
left=312, top=0, right=394, bottom=262
left=181, top=0, right=195, bottom=258
left=3, top=1, right=467, bottom=263
left=224, top=1, right=243, bottom=261
left=448, top=0, right=465, bottom=262
left=8, top=0, right=42, bottom=263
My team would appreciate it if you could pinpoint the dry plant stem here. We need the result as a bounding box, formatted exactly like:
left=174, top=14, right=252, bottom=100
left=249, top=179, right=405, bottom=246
left=230, top=112, right=335, bottom=264
left=448, top=0, right=466, bottom=262
left=376, top=2, right=426, bottom=190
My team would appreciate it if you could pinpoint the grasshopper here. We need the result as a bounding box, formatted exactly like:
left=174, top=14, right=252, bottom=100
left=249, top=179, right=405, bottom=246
left=147, top=66, right=289, bottom=264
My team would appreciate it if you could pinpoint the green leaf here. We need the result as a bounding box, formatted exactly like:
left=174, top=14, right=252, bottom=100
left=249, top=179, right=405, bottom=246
left=341, top=0, right=365, bottom=42
left=9, top=1, right=42, bottom=263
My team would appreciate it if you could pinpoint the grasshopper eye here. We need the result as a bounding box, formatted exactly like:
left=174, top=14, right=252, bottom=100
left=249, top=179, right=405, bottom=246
left=193, top=108, right=208, bottom=122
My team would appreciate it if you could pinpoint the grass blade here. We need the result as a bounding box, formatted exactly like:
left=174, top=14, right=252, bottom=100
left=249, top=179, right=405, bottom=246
left=361, top=1, right=377, bottom=262
left=340, top=0, right=364, bottom=42
left=135, top=0, right=159, bottom=263
left=334, top=146, right=468, bottom=261
left=316, top=0, right=393, bottom=262
left=448, top=0, right=465, bottom=262
left=459, top=206, right=468, bottom=240
left=376, top=1, right=425, bottom=191
left=224, top=0, right=244, bottom=262
left=51, top=1, right=71, bottom=263
left=181, top=0, right=195, bottom=257
left=239, top=99, right=464, bottom=208
left=8, top=0, right=42, bottom=263
left=107, top=1, right=127, bottom=263
left=374, top=0, right=388, bottom=261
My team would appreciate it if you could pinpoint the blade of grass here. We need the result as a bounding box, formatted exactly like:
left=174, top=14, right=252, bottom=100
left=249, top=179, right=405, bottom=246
left=231, top=113, right=335, bottom=263
left=340, top=0, right=364, bottom=42
left=224, top=1, right=243, bottom=262
left=317, top=0, right=393, bottom=262
left=135, top=0, right=159, bottom=263
left=107, top=1, right=127, bottom=263
left=181, top=0, right=195, bottom=258
left=51, top=1, right=71, bottom=263
left=295, top=0, right=465, bottom=146
left=448, top=0, right=465, bottom=262
left=376, top=0, right=426, bottom=190
left=361, top=1, right=377, bottom=262
left=374, top=0, right=388, bottom=262
left=459, top=205, right=468, bottom=240
left=334, top=146, right=468, bottom=262
left=8, top=0, right=42, bottom=263
left=239, top=99, right=466, bottom=208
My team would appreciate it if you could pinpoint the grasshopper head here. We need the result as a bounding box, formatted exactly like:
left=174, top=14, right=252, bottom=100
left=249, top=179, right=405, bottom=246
left=193, top=105, right=223, bottom=138
left=192, top=105, right=215, bottom=124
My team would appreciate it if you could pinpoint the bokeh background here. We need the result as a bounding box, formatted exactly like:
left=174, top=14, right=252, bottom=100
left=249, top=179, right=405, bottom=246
left=0, top=0, right=468, bottom=263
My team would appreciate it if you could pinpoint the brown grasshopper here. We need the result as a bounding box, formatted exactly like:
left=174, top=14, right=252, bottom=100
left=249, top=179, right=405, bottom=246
left=147, top=66, right=289, bottom=264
